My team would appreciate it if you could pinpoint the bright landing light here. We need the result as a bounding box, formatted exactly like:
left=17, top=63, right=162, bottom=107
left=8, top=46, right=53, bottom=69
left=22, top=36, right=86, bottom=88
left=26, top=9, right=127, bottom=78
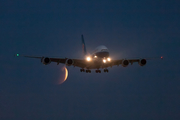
left=86, top=57, right=91, bottom=61
left=107, top=58, right=111, bottom=61
left=103, top=59, right=106, bottom=63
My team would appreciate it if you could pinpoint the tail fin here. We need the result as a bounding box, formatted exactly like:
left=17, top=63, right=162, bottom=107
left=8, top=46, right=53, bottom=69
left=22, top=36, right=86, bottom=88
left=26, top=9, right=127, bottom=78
left=81, top=35, right=87, bottom=56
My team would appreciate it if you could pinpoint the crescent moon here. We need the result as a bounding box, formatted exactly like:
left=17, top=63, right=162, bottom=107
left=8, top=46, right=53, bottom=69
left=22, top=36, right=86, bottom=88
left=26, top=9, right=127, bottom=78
left=64, top=67, right=68, bottom=81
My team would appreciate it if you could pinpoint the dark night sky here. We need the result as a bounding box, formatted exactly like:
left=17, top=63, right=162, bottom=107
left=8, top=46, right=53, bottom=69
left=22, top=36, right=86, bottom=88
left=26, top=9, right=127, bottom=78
left=0, top=0, right=180, bottom=119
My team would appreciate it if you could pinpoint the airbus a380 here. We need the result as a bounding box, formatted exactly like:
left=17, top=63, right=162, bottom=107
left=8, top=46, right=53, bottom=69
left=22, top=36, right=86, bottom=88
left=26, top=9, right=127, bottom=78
left=16, top=35, right=163, bottom=73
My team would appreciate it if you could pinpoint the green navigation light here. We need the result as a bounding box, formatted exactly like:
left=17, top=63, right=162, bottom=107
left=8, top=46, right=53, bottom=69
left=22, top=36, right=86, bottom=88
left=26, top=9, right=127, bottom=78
left=16, top=54, right=19, bottom=57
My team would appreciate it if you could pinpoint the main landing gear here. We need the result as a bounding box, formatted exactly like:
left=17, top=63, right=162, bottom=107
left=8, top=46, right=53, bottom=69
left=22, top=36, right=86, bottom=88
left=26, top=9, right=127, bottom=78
left=80, top=69, right=85, bottom=72
left=80, top=69, right=109, bottom=73
left=86, top=70, right=91, bottom=73
left=95, top=70, right=101, bottom=73
left=96, top=69, right=108, bottom=73
left=104, top=69, right=109, bottom=73
left=95, top=69, right=108, bottom=73
left=80, top=69, right=91, bottom=73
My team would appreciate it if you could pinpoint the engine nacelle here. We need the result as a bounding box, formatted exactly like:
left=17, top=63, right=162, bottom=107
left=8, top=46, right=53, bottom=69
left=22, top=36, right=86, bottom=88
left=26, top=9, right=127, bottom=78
left=139, top=59, right=146, bottom=66
left=122, top=60, right=129, bottom=67
left=65, top=59, right=74, bottom=66
left=41, top=57, right=51, bottom=65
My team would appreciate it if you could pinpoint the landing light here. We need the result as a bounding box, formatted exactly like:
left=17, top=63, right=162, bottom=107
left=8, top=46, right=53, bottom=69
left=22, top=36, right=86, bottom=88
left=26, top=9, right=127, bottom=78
left=103, top=59, right=106, bottom=63
left=94, top=56, right=97, bottom=58
left=86, top=57, right=91, bottom=61
left=107, top=58, right=111, bottom=61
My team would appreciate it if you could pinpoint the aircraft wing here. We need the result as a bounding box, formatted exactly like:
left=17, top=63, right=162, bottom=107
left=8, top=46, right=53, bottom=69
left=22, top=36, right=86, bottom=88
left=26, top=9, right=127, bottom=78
left=103, top=57, right=162, bottom=68
left=16, top=54, right=88, bottom=68
left=50, top=58, right=88, bottom=68
left=16, top=54, right=162, bottom=69
left=50, top=58, right=141, bottom=68
left=107, top=59, right=139, bottom=66
left=71, top=58, right=143, bottom=69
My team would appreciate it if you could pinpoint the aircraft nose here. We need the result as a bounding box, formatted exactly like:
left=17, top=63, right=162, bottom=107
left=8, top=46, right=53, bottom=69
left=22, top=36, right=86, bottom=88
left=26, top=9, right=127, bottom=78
left=95, top=51, right=109, bottom=58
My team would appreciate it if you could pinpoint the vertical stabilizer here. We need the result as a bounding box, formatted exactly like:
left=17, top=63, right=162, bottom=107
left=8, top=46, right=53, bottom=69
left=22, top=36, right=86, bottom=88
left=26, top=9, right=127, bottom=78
left=81, top=35, right=87, bottom=56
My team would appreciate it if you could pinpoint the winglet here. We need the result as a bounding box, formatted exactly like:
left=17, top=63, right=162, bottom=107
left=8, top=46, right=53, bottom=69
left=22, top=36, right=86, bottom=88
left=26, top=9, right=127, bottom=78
left=81, top=35, right=87, bottom=56
left=15, top=53, right=20, bottom=57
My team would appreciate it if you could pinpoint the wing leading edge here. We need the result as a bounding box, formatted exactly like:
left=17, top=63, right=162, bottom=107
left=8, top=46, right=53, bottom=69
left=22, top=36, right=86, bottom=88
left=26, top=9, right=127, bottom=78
left=16, top=54, right=158, bottom=69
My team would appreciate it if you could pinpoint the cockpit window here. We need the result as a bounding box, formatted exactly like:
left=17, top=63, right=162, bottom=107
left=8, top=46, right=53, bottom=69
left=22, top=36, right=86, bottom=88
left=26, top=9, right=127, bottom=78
left=101, top=49, right=107, bottom=51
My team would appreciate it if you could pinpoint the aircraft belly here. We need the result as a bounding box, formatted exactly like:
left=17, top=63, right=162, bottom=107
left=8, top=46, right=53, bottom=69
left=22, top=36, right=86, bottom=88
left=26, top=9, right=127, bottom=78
left=85, top=62, right=109, bottom=69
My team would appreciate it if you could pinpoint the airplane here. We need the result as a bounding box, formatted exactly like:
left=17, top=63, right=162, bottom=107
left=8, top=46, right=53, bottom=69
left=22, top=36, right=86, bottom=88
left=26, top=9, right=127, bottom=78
left=16, top=35, right=163, bottom=73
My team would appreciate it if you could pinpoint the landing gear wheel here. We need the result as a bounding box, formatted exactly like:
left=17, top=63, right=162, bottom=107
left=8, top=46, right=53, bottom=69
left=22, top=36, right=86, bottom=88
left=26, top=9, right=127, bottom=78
left=104, top=69, right=109, bottom=73
left=86, top=70, right=91, bottom=73
left=95, top=70, right=101, bottom=73
left=80, top=69, right=85, bottom=72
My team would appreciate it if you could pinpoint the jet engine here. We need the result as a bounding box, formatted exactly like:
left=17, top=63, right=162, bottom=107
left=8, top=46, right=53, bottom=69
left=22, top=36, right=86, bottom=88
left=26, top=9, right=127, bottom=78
left=65, top=59, right=74, bottom=66
left=122, top=60, right=129, bottom=67
left=41, top=57, right=51, bottom=65
left=139, top=59, right=146, bottom=66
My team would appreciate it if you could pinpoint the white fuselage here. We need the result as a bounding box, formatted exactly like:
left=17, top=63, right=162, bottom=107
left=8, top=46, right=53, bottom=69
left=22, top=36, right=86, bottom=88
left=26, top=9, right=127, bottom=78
left=92, top=45, right=109, bottom=58
left=85, top=45, right=111, bottom=65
